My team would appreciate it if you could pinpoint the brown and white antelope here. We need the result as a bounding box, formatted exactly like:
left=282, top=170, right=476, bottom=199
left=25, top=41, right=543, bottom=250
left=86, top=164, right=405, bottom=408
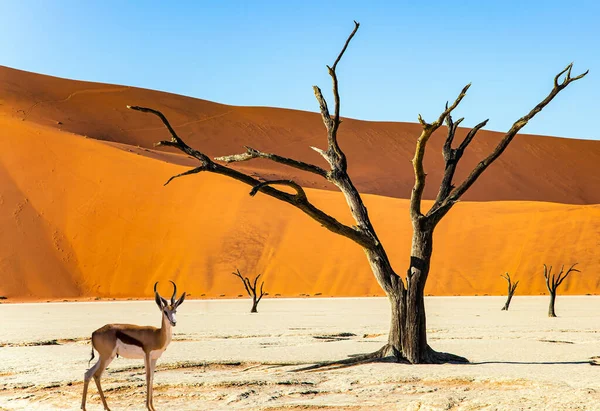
left=81, top=281, right=186, bottom=411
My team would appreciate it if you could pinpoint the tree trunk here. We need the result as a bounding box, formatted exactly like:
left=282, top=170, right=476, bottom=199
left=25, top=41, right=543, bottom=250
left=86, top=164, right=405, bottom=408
left=367, top=223, right=435, bottom=364
left=548, top=292, right=556, bottom=317
left=401, top=224, right=433, bottom=363
left=250, top=297, right=258, bottom=313
left=501, top=293, right=514, bottom=311
left=386, top=282, right=406, bottom=360
left=363, top=223, right=466, bottom=364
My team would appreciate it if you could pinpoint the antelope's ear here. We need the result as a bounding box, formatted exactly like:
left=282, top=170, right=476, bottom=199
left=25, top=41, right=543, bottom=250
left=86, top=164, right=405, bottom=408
left=155, top=292, right=164, bottom=308
left=175, top=292, right=186, bottom=308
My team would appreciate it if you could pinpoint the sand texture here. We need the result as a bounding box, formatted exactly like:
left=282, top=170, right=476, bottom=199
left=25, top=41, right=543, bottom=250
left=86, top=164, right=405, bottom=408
left=1, top=297, right=599, bottom=410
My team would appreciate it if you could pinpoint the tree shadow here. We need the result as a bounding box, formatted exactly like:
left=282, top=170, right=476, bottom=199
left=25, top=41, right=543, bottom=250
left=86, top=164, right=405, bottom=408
left=470, top=360, right=591, bottom=365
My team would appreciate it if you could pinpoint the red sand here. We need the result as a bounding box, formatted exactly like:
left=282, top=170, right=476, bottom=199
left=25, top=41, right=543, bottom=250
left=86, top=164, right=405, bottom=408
left=1, top=66, right=599, bottom=300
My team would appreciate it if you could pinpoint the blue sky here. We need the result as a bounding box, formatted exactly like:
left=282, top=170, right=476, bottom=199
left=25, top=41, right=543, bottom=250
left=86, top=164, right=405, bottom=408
left=1, top=1, right=598, bottom=139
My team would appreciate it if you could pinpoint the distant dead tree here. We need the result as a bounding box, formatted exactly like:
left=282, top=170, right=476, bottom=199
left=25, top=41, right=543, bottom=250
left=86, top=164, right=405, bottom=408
left=544, top=263, right=580, bottom=317
left=128, top=22, right=587, bottom=364
left=232, top=269, right=266, bottom=313
left=500, top=273, right=519, bottom=311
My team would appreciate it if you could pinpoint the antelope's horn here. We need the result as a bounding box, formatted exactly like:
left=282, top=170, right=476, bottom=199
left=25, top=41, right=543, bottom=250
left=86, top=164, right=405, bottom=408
left=170, top=281, right=177, bottom=305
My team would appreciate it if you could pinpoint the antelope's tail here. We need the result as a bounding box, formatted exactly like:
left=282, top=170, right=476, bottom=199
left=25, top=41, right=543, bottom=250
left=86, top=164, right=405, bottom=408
left=88, top=341, right=95, bottom=366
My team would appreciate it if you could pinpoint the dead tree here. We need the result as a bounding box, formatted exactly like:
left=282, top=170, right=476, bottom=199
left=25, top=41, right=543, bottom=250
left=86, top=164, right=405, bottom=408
left=128, top=22, right=587, bottom=364
left=500, top=273, right=519, bottom=311
left=544, top=263, right=580, bottom=317
left=232, top=269, right=266, bottom=313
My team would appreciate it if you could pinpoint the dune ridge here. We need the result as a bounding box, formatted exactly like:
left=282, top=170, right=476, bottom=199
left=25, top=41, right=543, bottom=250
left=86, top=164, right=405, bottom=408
left=2, top=64, right=600, bottom=204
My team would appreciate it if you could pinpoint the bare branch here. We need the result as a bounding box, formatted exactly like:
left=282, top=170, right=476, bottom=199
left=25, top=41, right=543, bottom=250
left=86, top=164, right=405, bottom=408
left=232, top=269, right=252, bottom=297
left=331, top=20, right=360, bottom=72
left=249, top=179, right=307, bottom=202
left=252, top=274, right=261, bottom=293
left=410, top=84, right=472, bottom=218
left=501, top=272, right=519, bottom=310
left=128, top=105, right=212, bottom=164
left=457, top=119, right=489, bottom=153
left=445, top=64, right=588, bottom=205
left=443, top=112, right=464, bottom=159
left=554, top=63, right=589, bottom=89
left=544, top=264, right=553, bottom=291
left=310, top=146, right=331, bottom=164
left=215, top=146, right=328, bottom=178
left=556, top=263, right=580, bottom=287
left=544, top=263, right=580, bottom=317
left=428, top=118, right=489, bottom=212
left=434, top=83, right=471, bottom=128
left=312, top=86, right=334, bottom=131
left=312, top=21, right=360, bottom=171
left=329, top=21, right=360, bottom=128
left=128, top=106, right=375, bottom=249
left=164, top=166, right=205, bottom=186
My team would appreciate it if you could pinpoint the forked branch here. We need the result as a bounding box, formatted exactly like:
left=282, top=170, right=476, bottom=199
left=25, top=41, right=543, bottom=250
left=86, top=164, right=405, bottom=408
left=442, top=64, right=588, bottom=207
left=431, top=116, right=488, bottom=212
left=312, top=20, right=360, bottom=170
left=544, top=263, right=580, bottom=292
left=232, top=269, right=266, bottom=313
left=544, top=263, right=580, bottom=317
left=500, top=272, right=519, bottom=311
left=410, top=84, right=471, bottom=218
left=249, top=180, right=307, bottom=202
left=127, top=106, right=374, bottom=248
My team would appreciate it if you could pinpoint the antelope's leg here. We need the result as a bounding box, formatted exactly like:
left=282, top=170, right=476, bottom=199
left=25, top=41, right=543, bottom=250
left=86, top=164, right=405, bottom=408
left=144, top=352, right=154, bottom=411
left=149, top=358, right=158, bottom=410
left=81, top=359, right=101, bottom=410
left=93, top=356, right=114, bottom=411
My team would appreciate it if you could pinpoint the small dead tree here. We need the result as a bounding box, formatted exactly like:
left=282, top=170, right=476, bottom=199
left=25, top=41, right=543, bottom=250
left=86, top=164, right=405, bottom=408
left=500, top=273, right=519, bottom=311
left=232, top=269, right=265, bottom=313
left=128, top=22, right=587, bottom=364
left=544, top=263, right=579, bottom=317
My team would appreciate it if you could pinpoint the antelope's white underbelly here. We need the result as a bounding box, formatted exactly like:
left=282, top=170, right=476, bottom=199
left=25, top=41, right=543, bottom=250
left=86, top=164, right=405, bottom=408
left=115, top=340, right=164, bottom=360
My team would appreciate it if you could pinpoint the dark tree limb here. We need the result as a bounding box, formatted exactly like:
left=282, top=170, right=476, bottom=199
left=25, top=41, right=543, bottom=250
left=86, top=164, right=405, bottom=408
left=215, top=146, right=328, bottom=178
left=500, top=272, right=519, bottom=311
left=127, top=106, right=374, bottom=249
left=232, top=269, right=267, bottom=313
left=164, top=166, right=205, bottom=186
left=544, top=263, right=580, bottom=317
left=249, top=179, right=307, bottom=202
left=328, top=20, right=360, bottom=149
left=439, top=65, right=588, bottom=209
left=410, top=84, right=471, bottom=219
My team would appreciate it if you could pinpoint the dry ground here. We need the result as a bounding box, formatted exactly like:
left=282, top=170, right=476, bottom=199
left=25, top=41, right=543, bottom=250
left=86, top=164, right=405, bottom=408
left=1, top=297, right=599, bottom=410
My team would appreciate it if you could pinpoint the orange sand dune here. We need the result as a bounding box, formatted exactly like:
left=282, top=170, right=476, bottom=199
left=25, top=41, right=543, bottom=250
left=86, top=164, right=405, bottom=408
left=1, top=116, right=598, bottom=300
left=1, top=65, right=599, bottom=204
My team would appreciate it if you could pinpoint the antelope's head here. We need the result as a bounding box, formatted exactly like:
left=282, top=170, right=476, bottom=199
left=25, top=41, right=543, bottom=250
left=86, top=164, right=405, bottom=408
left=154, top=281, right=186, bottom=327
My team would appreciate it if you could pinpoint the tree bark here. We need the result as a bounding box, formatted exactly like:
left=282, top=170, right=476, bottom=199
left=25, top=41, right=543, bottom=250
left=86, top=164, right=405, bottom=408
left=501, top=273, right=518, bottom=311
left=501, top=294, right=514, bottom=311
left=548, top=292, right=557, bottom=317
left=544, top=263, right=579, bottom=318
left=251, top=297, right=258, bottom=313
left=402, top=223, right=433, bottom=363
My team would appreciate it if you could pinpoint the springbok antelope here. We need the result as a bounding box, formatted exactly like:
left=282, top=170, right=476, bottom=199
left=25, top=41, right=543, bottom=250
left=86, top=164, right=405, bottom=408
left=81, top=281, right=186, bottom=411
